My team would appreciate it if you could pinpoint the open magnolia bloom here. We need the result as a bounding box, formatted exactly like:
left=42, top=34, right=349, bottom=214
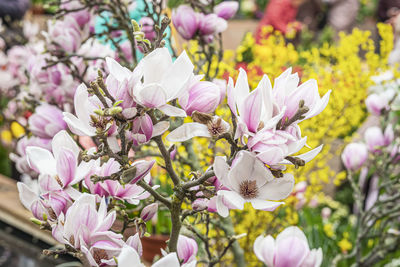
left=213, top=151, right=294, bottom=217
left=131, top=47, right=194, bottom=117
left=26, top=130, right=91, bottom=191
left=254, top=226, right=323, bottom=267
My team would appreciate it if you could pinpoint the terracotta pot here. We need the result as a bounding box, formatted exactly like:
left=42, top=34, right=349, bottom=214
left=141, top=234, right=169, bottom=262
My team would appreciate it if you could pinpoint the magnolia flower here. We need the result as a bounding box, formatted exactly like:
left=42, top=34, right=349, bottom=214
left=139, top=17, right=156, bottom=41
left=177, top=235, right=198, bottom=263
left=254, top=226, right=323, bottom=267
left=140, top=203, right=158, bottom=222
left=273, top=68, right=331, bottom=123
left=341, top=143, right=368, bottom=171
left=58, top=194, right=122, bottom=250
left=213, top=151, right=294, bottom=217
left=179, top=80, right=221, bottom=115
left=364, top=125, right=394, bottom=153
left=172, top=5, right=199, bottom=40
left=17, top=180, right=73, bottom=221
left=167, top=113, right=230, bottom=142
left=227, top=69, right=286, bottom=138
left=44, top=16, right=83, bottom=53
left=84, top=158, right=155, bottom=204
left=131, top=48, right=194, bottom=116
left=10, top=136, right=51, bottom=177
left=214, top=1, right=239, bottom=20
left=198, top=13, right=227, bottom=36
left=28, top=104, right=67, bottom=139
left=26, top=130, right=90, bottom=191
left=365, top=93, right=390, bottom=116
left=117, top=248, right=196, bottom=267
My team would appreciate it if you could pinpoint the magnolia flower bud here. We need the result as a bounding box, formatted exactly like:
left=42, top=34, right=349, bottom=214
left=341, top=142, right=368, bottom=171
left=179, top=81, right=221, bottom=115
left=321, top=207, right=332, bottom=219
left=214, top=1, right=239, bottom=20
left=140, top=203, right=158, bottom=222
left=172, top=5, right=199, bottom=40
left=364, top=125, right=394, bottom=153
left=139, top=17, right=156, bottom=41
left=365, top=93, right=389, bottom=116
left=177, top=235, right=198, bottom=263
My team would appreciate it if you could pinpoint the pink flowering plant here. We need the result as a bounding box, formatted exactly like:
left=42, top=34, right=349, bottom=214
left=337, top=73, right=400, bottom=266
left=0, top=1, right=331, bottom=266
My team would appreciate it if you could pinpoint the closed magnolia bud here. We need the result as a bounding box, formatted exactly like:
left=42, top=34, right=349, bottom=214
left=140, top=203, right=158, bottom=222
left=214, top=1, right=239, bottom=20
left=29, top=104, right=67, bottom=139
left=172, top=5, right=199, bottom=40
left=341, top=142, right=368, bottom=171
left=179, top=81, right=221, bottom=116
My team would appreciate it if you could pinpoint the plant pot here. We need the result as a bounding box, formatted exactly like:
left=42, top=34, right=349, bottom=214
left=141, top=234, right=169, bottom=263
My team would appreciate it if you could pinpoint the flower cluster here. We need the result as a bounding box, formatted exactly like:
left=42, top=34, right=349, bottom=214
left=0, top=1, right=346, bottom=266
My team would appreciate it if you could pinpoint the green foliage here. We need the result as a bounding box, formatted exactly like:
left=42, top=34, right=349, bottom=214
left=167, top=0, right=185, bottom=9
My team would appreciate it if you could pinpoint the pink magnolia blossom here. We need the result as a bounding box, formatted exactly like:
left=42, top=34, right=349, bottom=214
left=254, top=226, right=323, bottom=267
left=44, top=16, right=84, bottom=53
left=172, top=5, right=199, bottom=40
left=140, top=203, right=158, bottom=222
left=26, top=130, right=91, bottom=190
left=139, top=17, right=156, bottom=41
left=10, top=136, right=51, bottom=177
left=127, top=113, right=170, bottom=145
left=365, top=93, right=390, bottom=116
left=28, top=104, right=67, bottom=139
left=198, top=13, right=227, bottom=36
left=212, top=151, right=294, bottom=217
left=61, top=0, right=92, bottom=28
left=84, top=158, right=155, bottom=204
left=177, top=235, right=198, bottom=264
left=131, top=48, right=194, bottom=116
left=55, top=194, right=124, bottom=266
left=247, top=127, right=323, bottom=166
left=364, top=125, right=394, bottom=153
left=341, top=142, right=368, bottom=171
left=214, top=1, right=239, bottom=20
left=17, top=180, right=73, bottom=222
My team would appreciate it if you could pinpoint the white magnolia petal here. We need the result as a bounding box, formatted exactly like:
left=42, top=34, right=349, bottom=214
left=74, top=83, right=92, bottom=126
left=107, top=136, right=121, bottom=153
left=52, top=130, right=80, bottom=160
left=250, top=199, right=284, bottom=211
left=26, top=147, right=57, bottom=175
left=106, top=57, right=132, bottom=82
left=63, top=112, right=96, bottom=136
left=276, top=226, right=309, bottom=246
left=162, top=50, right=194, bottom=100
left=117, top=246, right=143, bottom=267
left=166, top=123, right=210, bottom=142
left=137, top=84, right=167, bottom=108
left=152, top=253, right=180, bottom=267
left=142, top=47, right=172, bottom=84
left=218, top=190, right=245, bottom=210
left=152, top=121, right=170, bottom=137
left=17, top=182, right=37, bottom=210
left=234, top=68, right=250, bottom=111
left=306, top=90, right=332, bottom=120
left=158, top=104, right=187, bottom=117
left=213, top=156, right=230, bottom=188
left=253, top=235, right=275, bottom=266
left=216, top=194, right=230, bottom=218
left=258, top=173, right=295, bottom=200
left=295, top=145, right=323, bottom=163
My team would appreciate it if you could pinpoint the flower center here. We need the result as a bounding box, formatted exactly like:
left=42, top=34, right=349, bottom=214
left=239, top=180, right=259, bottom=199
left=93, top=249, right=108, bottom=265
left=207, top=118, right=225, bottom=137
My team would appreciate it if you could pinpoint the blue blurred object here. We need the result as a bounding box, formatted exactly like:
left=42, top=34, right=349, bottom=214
left=95, top=0, right=173, bottom=62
